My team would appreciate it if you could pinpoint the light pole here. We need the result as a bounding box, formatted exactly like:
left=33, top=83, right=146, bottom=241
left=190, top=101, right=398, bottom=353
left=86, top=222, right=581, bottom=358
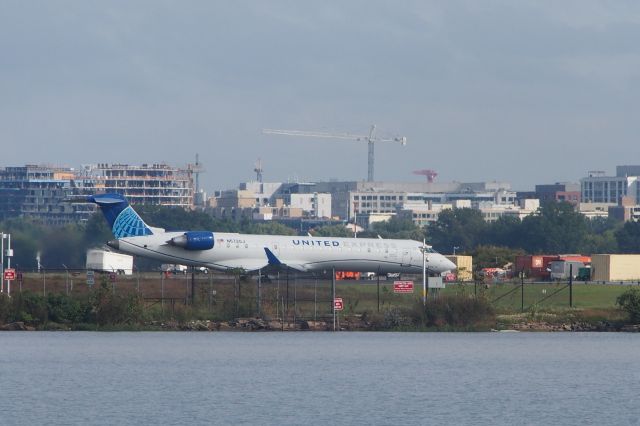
left=453, top=246, right=460, bottom=256
left=1, top=232, right=5, bottom=294
left=422, top=239, right=427, bottom=306
left=6, top=233, right=11, bottom=296
left=1, top=233, right=12, bottom=295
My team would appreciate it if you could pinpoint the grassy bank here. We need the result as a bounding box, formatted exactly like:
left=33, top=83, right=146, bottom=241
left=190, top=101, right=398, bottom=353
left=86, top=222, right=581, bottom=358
left=1, top=274, right=639, bottom=331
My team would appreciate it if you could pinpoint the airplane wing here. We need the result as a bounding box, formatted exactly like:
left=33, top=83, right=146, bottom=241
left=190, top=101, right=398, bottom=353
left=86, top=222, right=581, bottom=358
left=214, top=248, right=311, bottom=273
left=264, top=248, right=310, bottom=272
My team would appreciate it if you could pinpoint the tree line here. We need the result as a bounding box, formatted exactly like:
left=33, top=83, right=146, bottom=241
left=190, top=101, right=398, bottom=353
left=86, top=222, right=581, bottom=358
left=1, top=201, right=639, bottom=271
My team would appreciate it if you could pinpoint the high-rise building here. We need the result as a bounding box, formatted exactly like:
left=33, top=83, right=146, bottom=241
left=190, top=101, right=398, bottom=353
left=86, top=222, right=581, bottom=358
left=86, top=163, right=194, bottom=208
left=0, top=162, right=195, bottom=225
left=0, top=165, right=95, bottom=224
left=581, top=168, right=639, bottom=205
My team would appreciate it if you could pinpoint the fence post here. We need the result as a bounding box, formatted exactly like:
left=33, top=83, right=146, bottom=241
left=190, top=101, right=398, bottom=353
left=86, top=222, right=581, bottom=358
left=521, top=270, right=524, bottom=312
left=569, top=264, right=573, bottom=308
left=257, top=269, right=261, bottom=316
left=377, top=267, right=380, bottom=312
left=332, top=267, right=336, bottom=332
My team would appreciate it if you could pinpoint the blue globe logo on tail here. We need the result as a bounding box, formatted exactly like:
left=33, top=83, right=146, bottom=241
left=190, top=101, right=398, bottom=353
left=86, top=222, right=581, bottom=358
left=112, top=206, right=153, bottom=238
left=88, top=193, right=153, bottom=239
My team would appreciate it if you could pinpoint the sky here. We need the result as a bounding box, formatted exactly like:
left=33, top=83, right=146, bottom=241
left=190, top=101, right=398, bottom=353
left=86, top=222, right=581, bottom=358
left=1, top=1, right=639, bottom=192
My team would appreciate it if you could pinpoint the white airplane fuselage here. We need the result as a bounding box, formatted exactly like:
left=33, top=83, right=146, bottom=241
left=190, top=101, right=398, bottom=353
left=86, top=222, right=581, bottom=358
left=111, top=232, right=456, bottom=275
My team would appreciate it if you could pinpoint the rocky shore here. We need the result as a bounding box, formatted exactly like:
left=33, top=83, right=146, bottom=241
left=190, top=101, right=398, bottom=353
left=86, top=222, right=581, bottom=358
left=152, top=316, right=370, bottom=331
left=2, top=318, right=639, bottom=332
left=494, top=321, right=638, bottom=332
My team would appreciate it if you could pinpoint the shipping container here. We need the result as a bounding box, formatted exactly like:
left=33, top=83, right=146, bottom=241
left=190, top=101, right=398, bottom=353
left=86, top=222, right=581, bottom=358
left=549, top=260, right=585, bottom=280
left=516, top=255, right=591, bottom=279
left=445, top=255, right=473, bottom=281
left=516, top=255, right=549, bottom=278
left=86, top=249, right=133, bottom=275
left=591, top=254, right=640, bottom=282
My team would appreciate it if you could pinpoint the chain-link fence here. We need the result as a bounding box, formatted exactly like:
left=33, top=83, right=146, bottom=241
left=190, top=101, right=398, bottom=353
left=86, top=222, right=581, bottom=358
left=4, top=269, right=636, bottom=320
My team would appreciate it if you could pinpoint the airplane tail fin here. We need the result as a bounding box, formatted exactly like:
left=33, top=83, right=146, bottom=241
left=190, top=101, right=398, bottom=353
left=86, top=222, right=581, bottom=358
left=87, top=193, right=154, bottom=239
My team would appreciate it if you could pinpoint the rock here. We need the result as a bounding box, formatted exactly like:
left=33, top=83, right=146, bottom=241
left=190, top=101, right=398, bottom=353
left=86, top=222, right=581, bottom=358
left=217, top=322, right=234, bottom=331
left=268, top=321, right=283, bottom=330
left=306, top=321, right=328, bottom=331
left=247, top=318, right=267, bottom=330
left=0, top=322, right=28, bottom=331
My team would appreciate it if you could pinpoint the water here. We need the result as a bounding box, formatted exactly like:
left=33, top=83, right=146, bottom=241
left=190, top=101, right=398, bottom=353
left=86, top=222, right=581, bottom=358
left=0, top=332, right=639, bottom=426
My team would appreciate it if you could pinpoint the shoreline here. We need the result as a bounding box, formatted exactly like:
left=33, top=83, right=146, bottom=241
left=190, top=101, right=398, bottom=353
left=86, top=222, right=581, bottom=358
left=2, top=318, right=638, bottom=332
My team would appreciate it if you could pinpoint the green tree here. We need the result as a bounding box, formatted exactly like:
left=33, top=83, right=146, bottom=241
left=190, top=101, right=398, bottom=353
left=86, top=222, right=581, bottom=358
left=616, top=221, right=640, bottom=253
left=136, top=205, right=216, bottom=231
left=429, top=208, right=487, bottom=253
left=617, top=288, right=640, bottom=323
left=40, top=224, right=86, bottom=269
left=472, top=245, right=525, bottom=271
left=485, top=216, right=522, bottom=248
left=366, top=216, right=424, bottom=240
left=243, top=221, right=296, bottom=235
left=312, top=224, right=353, bottom=238
left=0, top=217, right=46, bottom=270
left=519, top=202, right=588, bottom=253
left=82, top=212, right=113, bottom=248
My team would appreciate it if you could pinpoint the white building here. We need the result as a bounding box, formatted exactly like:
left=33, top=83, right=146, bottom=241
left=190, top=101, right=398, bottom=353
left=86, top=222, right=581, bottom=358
left=286, top=193, right=332, bottom=219
left=580, top=166, right=640, bottom=205
left=477, top=199, right=540, bottom=222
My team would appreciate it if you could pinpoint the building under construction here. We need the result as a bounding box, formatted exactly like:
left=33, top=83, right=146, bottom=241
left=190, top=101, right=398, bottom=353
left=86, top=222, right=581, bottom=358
left=86, top=163, right=194, bottom=208
left=0, top=163, right=195, bottom=225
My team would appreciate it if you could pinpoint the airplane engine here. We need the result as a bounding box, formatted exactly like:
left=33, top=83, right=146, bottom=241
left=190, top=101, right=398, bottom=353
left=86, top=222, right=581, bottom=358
left=169, top=231, right=215, bottom=250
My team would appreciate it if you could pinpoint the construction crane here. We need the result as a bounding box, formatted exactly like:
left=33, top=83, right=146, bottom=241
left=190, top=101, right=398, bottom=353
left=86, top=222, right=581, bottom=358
left=254, top=158, right=264, bottom=183
left=413, top=169, right=438, bottom=183
left=263, top=125, right=407, bottom=182
left=190, top=153, right=206, bottom=207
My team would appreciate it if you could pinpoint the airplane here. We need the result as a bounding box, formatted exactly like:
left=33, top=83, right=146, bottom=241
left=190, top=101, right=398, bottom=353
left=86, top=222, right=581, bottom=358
left=86, top=193, right=456, bottom=275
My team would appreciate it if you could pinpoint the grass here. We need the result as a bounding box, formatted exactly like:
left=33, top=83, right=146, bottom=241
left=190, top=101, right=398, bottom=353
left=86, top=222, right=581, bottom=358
left=9, top=273, right=636, bottom=325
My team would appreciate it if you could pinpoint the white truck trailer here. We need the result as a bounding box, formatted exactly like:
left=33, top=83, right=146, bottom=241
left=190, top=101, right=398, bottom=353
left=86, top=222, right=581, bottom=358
left=86, top=249, right=134, bottom=275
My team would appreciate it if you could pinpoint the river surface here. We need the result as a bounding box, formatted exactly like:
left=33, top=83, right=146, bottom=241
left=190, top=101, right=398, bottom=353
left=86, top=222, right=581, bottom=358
left=0, top=332, right=638, bottom=425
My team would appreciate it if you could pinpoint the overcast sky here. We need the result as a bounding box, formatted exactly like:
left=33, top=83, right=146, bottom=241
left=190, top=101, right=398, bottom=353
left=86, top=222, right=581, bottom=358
left=1, top=1, right=639, bottom=192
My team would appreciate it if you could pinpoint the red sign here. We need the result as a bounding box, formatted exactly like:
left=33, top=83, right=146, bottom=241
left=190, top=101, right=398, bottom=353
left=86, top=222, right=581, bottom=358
left=333, top=298, right=344, bottom=311
left=3, top=268, right=16, bottom=281
left=393, top=281, right=414, bottom=294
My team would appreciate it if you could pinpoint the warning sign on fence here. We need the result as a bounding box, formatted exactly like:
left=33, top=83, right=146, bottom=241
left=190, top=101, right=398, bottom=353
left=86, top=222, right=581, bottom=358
left=3, top=268, right=15, bottom=281
left=393, top=281, right=414, bottom=293
left=333, top=298, right=344, bottom=311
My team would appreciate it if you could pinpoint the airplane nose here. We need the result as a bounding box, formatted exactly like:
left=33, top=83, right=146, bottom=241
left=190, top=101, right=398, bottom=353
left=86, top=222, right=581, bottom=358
left=444, top=257, right=457, bottom=271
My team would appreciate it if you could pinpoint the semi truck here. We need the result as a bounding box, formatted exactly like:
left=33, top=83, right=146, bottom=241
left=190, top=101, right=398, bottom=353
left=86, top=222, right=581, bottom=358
left=86, top=249, right=134, bottom=275
left=549, top=260, right=586, bottom=280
